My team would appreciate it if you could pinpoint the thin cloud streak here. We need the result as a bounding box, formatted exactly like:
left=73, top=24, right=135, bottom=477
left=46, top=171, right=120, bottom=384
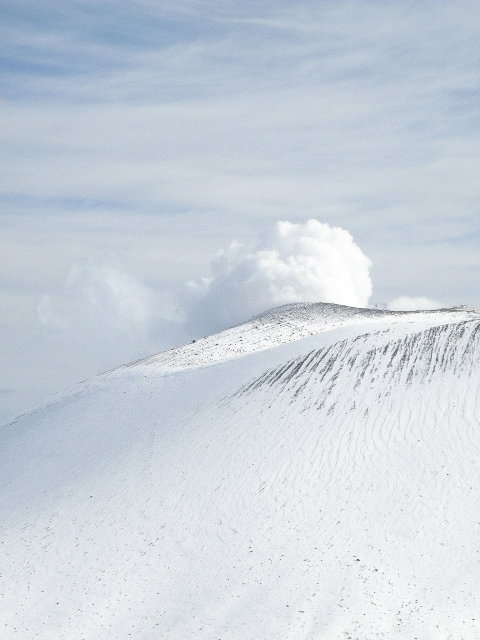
left=2, top=3, right=479, bottom=229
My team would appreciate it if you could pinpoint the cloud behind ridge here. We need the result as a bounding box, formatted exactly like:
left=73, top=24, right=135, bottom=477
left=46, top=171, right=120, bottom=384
left=186, top=219, right=372, bottom=334
left=387, top=296, right=443, bottom=312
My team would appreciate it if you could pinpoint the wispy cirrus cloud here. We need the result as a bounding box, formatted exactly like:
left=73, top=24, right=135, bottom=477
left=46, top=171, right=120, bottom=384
left=2, top=2, right=479, bottom=224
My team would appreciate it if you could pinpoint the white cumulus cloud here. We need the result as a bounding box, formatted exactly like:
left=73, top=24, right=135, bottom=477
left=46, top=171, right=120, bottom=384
left=387, top=296, right=443, bottom=311
left=186, top=219, right=372, bottom=334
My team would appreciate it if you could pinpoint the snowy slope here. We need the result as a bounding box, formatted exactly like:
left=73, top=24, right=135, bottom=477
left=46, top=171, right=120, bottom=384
left=1, top=302, right=480, bottom=639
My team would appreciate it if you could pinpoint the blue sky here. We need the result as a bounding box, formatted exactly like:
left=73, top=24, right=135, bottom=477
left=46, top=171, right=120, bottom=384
left=1, top=0, right=479, bottom=419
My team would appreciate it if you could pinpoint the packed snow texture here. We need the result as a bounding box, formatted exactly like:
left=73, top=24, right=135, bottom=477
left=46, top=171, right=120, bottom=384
left=186, top=219, right=373, bottom=333
left=1, top=302, right=480, bottom=639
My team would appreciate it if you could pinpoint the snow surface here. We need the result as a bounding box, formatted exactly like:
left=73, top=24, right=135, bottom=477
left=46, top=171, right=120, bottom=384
left=1, top=302, right=480, bottom=639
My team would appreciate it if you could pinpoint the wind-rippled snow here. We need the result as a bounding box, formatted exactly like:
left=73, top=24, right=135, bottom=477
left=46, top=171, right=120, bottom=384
left=1, top=303, right=480, bottom=639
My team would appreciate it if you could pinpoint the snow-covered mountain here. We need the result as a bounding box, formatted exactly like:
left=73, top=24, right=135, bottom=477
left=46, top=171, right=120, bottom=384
left=2, top=302, right=480, bottom=639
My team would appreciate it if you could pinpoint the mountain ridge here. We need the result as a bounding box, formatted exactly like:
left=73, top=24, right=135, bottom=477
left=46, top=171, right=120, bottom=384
left=1, top=301, right=480, bottom=638
left=125, top=301, right=479, bottom=375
